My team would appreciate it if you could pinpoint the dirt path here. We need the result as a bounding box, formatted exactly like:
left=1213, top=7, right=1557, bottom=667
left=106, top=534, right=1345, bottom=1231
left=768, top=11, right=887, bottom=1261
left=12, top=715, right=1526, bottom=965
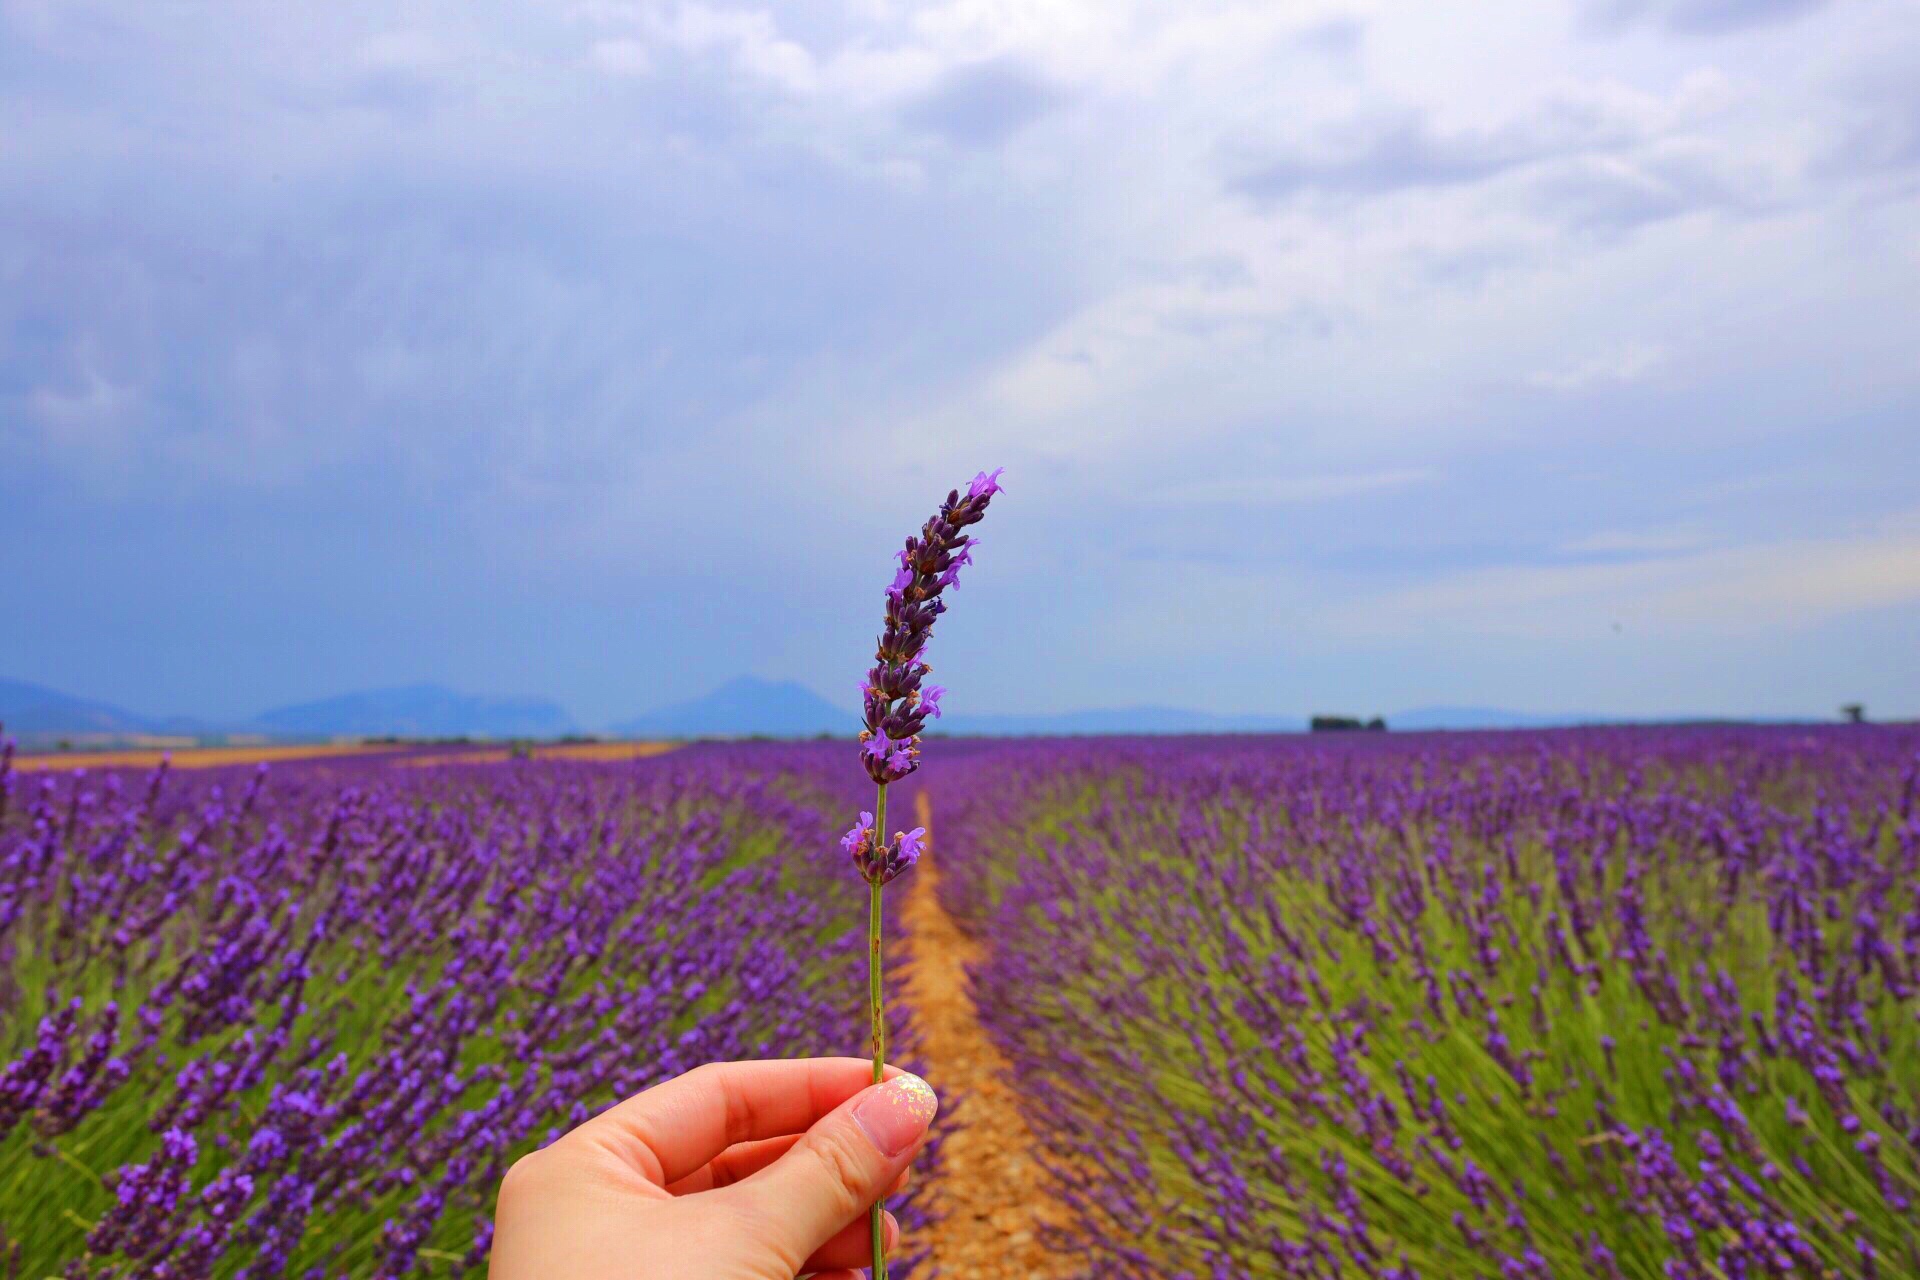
left=900, top=790, right=1072, bottom=1278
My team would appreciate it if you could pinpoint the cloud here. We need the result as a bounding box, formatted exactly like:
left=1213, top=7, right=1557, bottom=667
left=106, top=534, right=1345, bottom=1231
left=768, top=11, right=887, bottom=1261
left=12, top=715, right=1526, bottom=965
left=660, top=4, right=818, bottom=94
left=1579, top=0, right=1829, bottom=36
left=1226, top=73, right=1777, bottom=243
left=1811, top=29, right=1920, bottom=186
left=1525, top=342, right=1664, bottom=391
left=901, top=56, right=1062, bottom=146
left=1327, top=516, right=1920, bottom=640
left=589, top=37, right=652, bottom=75
left=1292, top=16, right=1364, bottom=63
left=1151, top=469, right=1434, bottom=505
left=1526, top=138, right=1773, bottom=235
left=1230, top=99, right=1642, bottom=201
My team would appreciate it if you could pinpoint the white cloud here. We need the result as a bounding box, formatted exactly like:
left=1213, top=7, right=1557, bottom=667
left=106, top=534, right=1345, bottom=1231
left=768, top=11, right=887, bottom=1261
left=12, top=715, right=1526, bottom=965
left=675, top=5, right=818, bottom=91
left=1326, top=516, right=1920, bottom=640
left=28, top=370, right=136, bottom=433
left=589, top=37, right=652, bottom=75
left=1525, top=341, right=1665, bottom=390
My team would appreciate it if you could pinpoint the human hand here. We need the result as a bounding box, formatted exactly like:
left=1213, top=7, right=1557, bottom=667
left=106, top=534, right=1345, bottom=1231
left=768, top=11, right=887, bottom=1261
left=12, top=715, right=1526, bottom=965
left=488, top=1058, right=939, bottom=1279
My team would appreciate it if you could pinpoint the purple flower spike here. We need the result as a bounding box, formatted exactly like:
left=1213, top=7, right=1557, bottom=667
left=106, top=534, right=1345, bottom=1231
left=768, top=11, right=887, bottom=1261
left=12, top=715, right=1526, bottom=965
left=855, top=471, right=1000, bottom=789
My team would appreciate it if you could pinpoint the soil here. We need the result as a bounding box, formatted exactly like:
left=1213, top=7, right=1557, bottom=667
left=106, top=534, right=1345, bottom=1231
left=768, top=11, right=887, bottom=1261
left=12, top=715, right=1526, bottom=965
left=900, top=790, right=1074, bottom=1278
left=8, top=742, right=410, bottom=773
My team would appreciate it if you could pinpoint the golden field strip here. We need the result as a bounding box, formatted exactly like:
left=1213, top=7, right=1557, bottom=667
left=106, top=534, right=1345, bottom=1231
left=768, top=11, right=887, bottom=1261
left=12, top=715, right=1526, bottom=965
left=397, top=742, right=681, bottom=767
left=11, top=743, right=407, bottom=773
left=12, top=741, right=679, bottom=773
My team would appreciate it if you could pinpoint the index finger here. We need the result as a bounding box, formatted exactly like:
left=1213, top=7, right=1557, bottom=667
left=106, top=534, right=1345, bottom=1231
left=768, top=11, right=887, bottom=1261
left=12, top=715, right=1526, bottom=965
left=571, top=1058, right=908, bottom=1188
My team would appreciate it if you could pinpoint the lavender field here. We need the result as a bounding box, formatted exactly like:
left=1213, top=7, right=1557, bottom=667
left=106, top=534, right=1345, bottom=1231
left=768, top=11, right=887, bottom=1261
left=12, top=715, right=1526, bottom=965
left=5, top=726, right=1919, bottom=1278
left=0, top=742, right=940, bottom=1277
left=940, top=727, right=1920, bottom=1279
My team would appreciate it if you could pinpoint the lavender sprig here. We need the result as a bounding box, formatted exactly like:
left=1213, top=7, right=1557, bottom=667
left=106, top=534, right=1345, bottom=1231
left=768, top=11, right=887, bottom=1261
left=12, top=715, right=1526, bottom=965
left=845, top=466, right=1001, bottom=1280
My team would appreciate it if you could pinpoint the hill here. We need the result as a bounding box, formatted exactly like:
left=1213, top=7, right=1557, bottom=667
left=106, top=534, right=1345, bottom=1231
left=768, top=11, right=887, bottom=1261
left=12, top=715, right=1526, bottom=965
left=612, top=677, right=853, bottom=738
left=252, top=684, right=575, bottom=738
left=0, top=678, right=156, bottom=738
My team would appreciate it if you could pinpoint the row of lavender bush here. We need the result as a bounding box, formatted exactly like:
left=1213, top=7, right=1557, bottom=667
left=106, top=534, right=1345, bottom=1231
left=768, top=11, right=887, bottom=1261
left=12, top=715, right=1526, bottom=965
left=0, top=740, right=940, bottom=1277
left=938, top=727, right=1920, bottom=1279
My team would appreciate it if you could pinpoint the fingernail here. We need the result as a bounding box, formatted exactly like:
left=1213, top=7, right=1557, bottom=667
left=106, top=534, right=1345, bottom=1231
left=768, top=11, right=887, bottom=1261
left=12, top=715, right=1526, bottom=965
left=852, top=1073, right=938, bottom=1157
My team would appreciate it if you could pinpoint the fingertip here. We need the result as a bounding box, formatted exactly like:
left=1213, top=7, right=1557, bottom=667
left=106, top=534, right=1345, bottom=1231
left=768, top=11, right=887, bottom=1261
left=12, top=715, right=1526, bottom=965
left=735, top=1071, right=932, bottom=1262
left=851, top=1073, right=938, bottom=1158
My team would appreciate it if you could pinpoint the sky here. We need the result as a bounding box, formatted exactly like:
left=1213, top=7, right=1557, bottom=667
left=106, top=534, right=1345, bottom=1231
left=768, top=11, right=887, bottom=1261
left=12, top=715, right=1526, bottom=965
left=3, top=0, right=1917, bottom=726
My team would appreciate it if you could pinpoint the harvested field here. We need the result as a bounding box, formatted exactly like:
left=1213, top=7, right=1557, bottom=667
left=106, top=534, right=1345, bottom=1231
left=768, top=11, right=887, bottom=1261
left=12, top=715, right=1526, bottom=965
left=9, top=741, right=408, bottom=773
left=11, top=740, right=679, bottom=774
left=398, top=741, right=680, bottom=767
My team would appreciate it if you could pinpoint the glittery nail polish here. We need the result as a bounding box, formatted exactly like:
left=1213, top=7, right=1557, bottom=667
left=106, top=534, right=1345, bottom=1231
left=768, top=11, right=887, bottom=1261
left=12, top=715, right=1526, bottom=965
left=852, top=1073, right=939, bottom=1157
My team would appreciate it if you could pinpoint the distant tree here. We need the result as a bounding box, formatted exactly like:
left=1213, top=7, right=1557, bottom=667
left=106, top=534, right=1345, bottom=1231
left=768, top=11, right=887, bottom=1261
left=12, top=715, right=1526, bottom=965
left=1841, top=703, right=1867, bottom=725
left=1313, top=715, right=1389, bottom=733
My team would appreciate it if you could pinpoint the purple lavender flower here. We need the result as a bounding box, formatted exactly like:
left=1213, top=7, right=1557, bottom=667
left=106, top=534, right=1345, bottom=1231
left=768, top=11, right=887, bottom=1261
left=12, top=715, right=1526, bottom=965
left=856, top=472, right=1001, bottom=788
left=840, top=811, right=875, bottom=857
left=897, top=826, right=927, bottom=866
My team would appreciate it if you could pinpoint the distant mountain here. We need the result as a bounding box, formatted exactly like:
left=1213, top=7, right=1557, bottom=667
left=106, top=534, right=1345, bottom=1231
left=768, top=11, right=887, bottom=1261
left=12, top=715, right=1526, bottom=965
left=612, top=677, right=854, bottom=738
left=937, top=706, right=1305, bottom=736
left=0, top=677, right=153, bottom=737
left=252, top=684, right=575, bottom=738
left=1388, top=705, right=1614, bottom=730
left=2, top=670, right=1801, bottom=745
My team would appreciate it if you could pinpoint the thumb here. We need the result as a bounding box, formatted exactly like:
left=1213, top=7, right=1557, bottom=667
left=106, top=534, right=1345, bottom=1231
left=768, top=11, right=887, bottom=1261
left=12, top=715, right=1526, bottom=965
left=724, top=1072, right=939, bottom=1269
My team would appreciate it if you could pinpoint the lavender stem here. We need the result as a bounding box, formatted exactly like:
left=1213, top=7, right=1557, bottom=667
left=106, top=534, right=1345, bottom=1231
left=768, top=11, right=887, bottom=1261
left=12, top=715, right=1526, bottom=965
left=868, top=779, right=890, bottom=1280
left=843, top=468, right=1002, bottom=1279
